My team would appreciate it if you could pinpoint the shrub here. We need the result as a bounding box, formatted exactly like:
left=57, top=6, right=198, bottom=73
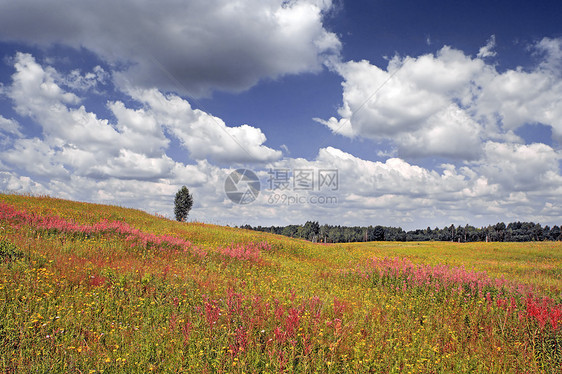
left=0, top=237, right=23, bottom=262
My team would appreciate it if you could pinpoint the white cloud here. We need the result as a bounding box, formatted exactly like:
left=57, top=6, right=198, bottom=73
left=0, top=0, right=341, bottom=97
left=255, top=147, right=472, bottom=226
left=8, top=53, right=117, bottom=152
left=535, top=37, right=562, bottom=74
left=2, top=136, right=561, bottom=229
left=58, top=66, right=109, bottom=92
left=2, top=138, right=69, bottom=178
left=2, top=53, right=281, bottom=184
left=396, top=105, right=483, bottom=159
left=476, top=141, right=562, bottom=192
left=0, top=52, right=284, bottom=222
left=9, top=53, right=81, bottom=116
left=477, top=35, right=497, bottom=58
left=0, top=171, right=47, bottom=194
left=313, top=147, right=469, bottom=199
left=318, top=46, right=489, bottom=158
left=0, top=115, right=22, bottom=137
left=321, top=38, right=562, bottom=157
left=89, top=150, right=176, bottom=181
left=127, top=88, right=282, bottom=163
left=0, top=39, right=561, bottom=230
left=108, top=101, right=169, bottom=157
left=6, top=160, right=225, bottom=221
left=476, top=62, right=562, bottom=142
left=240, top=145, right=561, bottom=228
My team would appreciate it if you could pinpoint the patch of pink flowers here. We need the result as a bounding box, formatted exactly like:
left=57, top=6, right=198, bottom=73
left=0, top=202, right=273, bottom=263
left=345, top=256, right=529, bottom=296
left=346, top=256, right=561, bottom=331
left=524, top=295, right=562, bottom=330
left=218, top=241, right=271, bottom=263
left=0, top=201, right=207, bottom=257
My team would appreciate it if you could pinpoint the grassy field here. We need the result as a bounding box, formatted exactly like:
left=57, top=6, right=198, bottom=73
left=0, top=193, right=561, bottom=373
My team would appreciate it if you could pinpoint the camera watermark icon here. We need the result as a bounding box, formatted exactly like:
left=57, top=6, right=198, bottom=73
left=224, top=169, right=260, bottom=204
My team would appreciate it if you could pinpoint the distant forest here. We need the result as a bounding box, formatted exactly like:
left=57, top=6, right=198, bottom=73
left=238, top=221, right=562, bottom=243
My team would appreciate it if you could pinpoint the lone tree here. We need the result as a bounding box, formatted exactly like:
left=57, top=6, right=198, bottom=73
left=174, top=186, right=193, bottom=222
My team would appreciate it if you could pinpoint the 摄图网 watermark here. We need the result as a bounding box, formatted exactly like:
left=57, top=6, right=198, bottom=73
left=224, top=168, right=339, bottom=205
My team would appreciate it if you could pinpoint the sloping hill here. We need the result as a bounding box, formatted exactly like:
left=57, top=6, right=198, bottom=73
left=0, top=194, right=560, bottom=373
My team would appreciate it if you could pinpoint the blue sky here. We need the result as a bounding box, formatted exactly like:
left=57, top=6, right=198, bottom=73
left=0, top=0, right=561, bottom=230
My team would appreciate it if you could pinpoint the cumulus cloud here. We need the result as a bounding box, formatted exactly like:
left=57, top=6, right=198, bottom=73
left=0, top=33, right=560, bottom=229
left=396, top=105, right=484, bottom=159
left=46, top=161, right=223, bottom=218
left=0, top=57, right=220, bottom=217
left=2, top=123, right=561, bottom=228
left=0, top=52, right=287, bottom=221
left=320, top=38, right=562, bottom=157
left=58, top=66, right=109, bottom=93
left=2, top=53, right=280, bottom=181
left=311, top=147, right=484, bottom=201
left=2, top=138, right=69, bottom=178
left=475, top=41, right=562, bottom=141
left=477, top=35, right=497, bottom=58
left=0, top=171, right=48, bottom=194
left=476, top=141, right=562, bottom=192
left=4, top=53, right=163, bottom=177
left=257, top=145, right=562, bottom=228
left=0, top=115, right=22, bottom=138
left=0, top=161, right=226, bottom=221
left=127, top=88, right=282, bottom=163
left=317, top=46, right=490, bottom=159
left=535, top=37, right=562, bottom=74
left=0, top=0, right=341, bottom=97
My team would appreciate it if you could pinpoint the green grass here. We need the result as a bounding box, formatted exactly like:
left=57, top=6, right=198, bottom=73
left=0, top=193, right=561, bottom=373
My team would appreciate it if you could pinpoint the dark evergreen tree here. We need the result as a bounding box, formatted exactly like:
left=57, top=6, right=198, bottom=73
left=282, top=225, right=298, bottom=238
left=373, top=225, right=385, bottom=241
left=174, top=186, right=193, bottom=222
left=301, top=221, right=320, bottom=241
left=550, top=225, right=561, bottom=240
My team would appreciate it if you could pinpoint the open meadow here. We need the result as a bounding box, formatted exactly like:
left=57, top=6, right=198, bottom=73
left=0, top=194, right=561, bottom=373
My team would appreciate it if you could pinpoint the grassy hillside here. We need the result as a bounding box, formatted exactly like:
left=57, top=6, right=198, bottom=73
left=0, top=194, right=561, bottom=373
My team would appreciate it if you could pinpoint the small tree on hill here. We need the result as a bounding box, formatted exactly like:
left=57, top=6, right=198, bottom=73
left=174, top=186, right=193, bottom=222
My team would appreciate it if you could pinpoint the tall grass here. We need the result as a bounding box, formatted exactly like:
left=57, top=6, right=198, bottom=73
left=0, top=194, right=560, bottom=373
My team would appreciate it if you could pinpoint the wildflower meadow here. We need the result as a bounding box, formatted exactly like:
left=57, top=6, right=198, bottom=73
left=0, top=194, right=560, bottom=373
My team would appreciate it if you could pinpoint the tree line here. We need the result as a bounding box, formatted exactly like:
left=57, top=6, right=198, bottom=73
left=238, top=221, right=562, bottom=243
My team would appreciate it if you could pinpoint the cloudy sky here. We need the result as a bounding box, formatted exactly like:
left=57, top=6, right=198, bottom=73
left=0, top=0, right=561, bottom=230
